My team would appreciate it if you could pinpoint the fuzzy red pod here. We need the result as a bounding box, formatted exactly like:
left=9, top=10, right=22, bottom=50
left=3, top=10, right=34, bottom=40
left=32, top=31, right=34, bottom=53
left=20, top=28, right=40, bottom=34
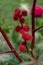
left=23, top=26, right=30, bottom=32
left=19, top=17, right=25, bottom=24
left=31, top=6, right=43, bottom=18
left=22, top=10, right=27, bottom=16
left=13, top=8, right=21, bottom=20
left=18, top=43, right=26, bottom=52
left=19, top=29, right=25, bottom=34
left=13, top=16, right=19, bottom=20
left=22, top=33, right=33, bottom=40
left=14, top=8, right=20, bottom=16
left=15, top=26, right=21, bottom=32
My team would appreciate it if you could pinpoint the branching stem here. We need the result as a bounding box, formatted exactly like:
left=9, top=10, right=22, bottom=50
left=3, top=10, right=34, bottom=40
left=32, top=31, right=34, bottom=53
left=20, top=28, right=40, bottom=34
left=33, top=25, right=43, bottom=32
left=0, top=27, right=23, bottom=62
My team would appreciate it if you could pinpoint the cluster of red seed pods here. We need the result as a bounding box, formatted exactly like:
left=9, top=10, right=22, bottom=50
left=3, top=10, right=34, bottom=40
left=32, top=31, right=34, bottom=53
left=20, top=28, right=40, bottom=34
left=13, top=9, right=33, bottom=52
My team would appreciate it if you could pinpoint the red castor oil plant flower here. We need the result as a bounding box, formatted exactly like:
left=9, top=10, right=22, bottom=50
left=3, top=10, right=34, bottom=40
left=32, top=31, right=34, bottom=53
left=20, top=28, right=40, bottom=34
left=15, top=26, right=21, bottom=32
left=19, top=29, right=25, bottom=34
left=13, top=8, right=33, bottom=53
left=31, top=6, right=43, bottom=18
left=22, top=10, right=27, bottom=16
left=18, top=43, right=26, bottom=52
left=13, top=8, right=21, bottom=20
left=13, top=16, right=19, bottom=20
left=23, top=26, right=30, bottom=32
left=19, top=26, right=30, bottom=34
left=19, top=17, right=25, bottom=24
left=22, top=33, right=33, bottom=40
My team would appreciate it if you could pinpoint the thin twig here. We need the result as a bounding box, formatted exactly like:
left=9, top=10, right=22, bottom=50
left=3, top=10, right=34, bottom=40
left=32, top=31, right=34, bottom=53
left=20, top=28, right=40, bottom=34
left=25, top=43, right=29, bottom=53
left=31, top=51, right=36, bottom=60
left=0, top=51, right=13, bottom=54
left=33, top=25, right=43, bottom=32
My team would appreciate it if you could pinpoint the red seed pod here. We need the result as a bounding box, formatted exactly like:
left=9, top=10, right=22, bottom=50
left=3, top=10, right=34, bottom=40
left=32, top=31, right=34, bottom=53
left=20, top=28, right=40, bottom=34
left=13, top=8, right=21, bottom=20
left=30, top=6, right=43, bottom=18
left=14, top=8, right=20, bottom=16
left=19, top=29, right=25, bottom=34
left=13, top=16, right=19, bottom=20
left=19, top=17, right=25, bottom=24
left=15, top=26, right=21, bottom=32
left=22, top=10, right=27, bottom=16
left=18, top=43, right=26, bottom=52
left=22, top=33, right=33, bottom=40
left=23, top=26, right=30, bottom=32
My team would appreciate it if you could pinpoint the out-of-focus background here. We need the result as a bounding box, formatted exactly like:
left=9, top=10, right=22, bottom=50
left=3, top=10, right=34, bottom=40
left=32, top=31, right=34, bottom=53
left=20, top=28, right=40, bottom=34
left=0, top=0, right=43, bottom=65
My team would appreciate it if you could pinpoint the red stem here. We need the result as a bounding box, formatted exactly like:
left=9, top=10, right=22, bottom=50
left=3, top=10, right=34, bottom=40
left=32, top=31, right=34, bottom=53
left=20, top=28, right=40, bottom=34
left=25, top=41, right=29, bottom=53
left=33, top=25, right=43, bottom=32
left=0, top=27, right=22, bottom=62
left=31, top=0, right=36, bottom=50
left=0, top=51, right=13, bottom=54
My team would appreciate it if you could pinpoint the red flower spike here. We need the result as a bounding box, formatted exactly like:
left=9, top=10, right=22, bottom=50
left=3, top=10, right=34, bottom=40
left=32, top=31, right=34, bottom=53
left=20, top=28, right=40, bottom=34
left=22, top=34, right=33, bottom=40
left=19, top=17, right=25, bottom=24
left=13, top=8, right=21, bottom=20
left=19, top=29, right=25, bottom=34
left=18, top=44, right=26, bottom=52
left=15, top=26, right=21, bottom=32
left=22, top=10, right=27, bottom=16
left=23, top=26, right=30, bottom=32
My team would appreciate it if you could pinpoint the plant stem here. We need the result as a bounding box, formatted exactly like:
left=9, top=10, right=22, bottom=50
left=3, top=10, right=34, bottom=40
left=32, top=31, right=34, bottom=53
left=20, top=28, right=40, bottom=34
left=0, top=27, right=22, bottom=62
left=31, top=0, right=36, bottom=50
left=31, top=51, right=36, bottom=60
left=33, top=25, right=43, bottom=32
left=25, top=41, right=29, bottom=53
left=0, top=51, right=13, bottom=54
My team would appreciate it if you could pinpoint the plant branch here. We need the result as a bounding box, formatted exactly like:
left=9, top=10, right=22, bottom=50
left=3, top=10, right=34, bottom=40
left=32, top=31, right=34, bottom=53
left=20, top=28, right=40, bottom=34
left=0, top=27, right=22, bottom=62
left=0, top=51, right=13, bottom=54
left=31, top=51, right=36, bottom=60
left=31, top=0, right=36, bottom=50
left=32, top=25, right=43, bottom=32
left=25, top=42, right=29, bottom=53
